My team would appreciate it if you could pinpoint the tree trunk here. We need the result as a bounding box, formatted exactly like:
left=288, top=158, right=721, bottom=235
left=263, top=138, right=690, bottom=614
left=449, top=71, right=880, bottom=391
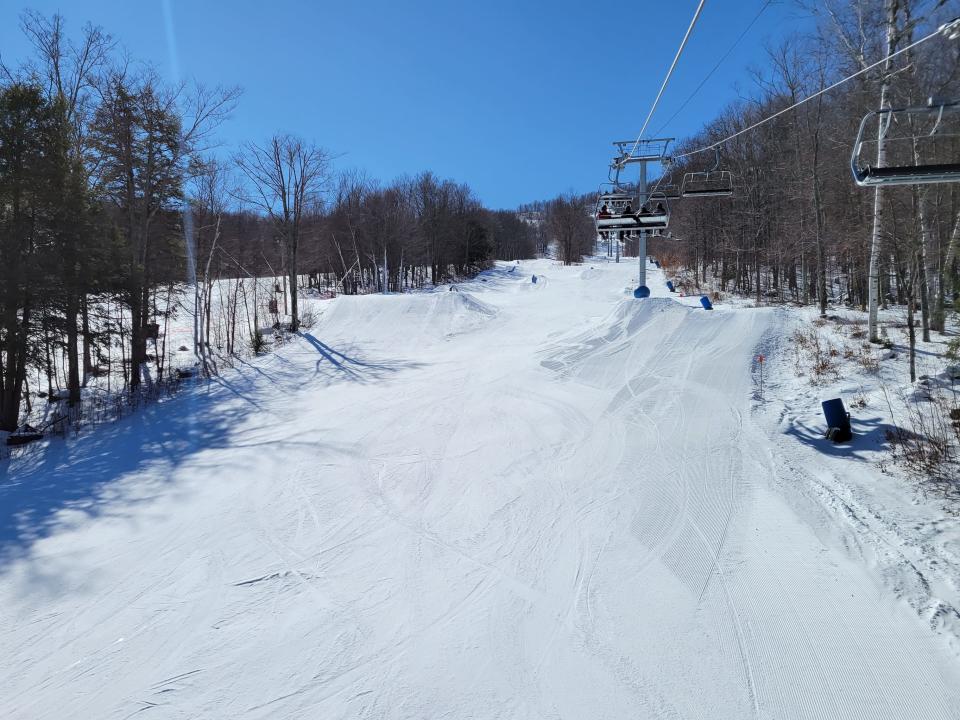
left=65, top=290, right=81, bottom=406
left=868, top=0, right=899, bottom=342
left=907, top=270, right=917, bottom=383
left=288, top=230, right=300, bottom=332
left=935, top=214, right=960, bottom=329
left=811, top=92, right=828, bottom=318
left=0, top=301, right=31, bottom=431
left=81, top=295, right=93, bottom=383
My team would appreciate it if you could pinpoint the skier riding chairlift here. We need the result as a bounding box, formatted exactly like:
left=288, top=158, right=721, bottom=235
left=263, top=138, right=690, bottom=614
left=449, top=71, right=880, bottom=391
left=619, top=203, right=633, bottom=240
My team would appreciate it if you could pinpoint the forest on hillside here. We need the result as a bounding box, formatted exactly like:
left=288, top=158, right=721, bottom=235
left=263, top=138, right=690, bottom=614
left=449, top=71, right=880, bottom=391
left=651, top=0, right=959, bottom=339
left=0, top=11, right=577, bottom=432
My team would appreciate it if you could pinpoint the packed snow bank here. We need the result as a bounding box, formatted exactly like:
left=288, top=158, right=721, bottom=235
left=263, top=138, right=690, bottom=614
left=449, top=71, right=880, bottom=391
left=2, top=258, right=958, bottom=720
left=754, top=305, right=960, bottom=654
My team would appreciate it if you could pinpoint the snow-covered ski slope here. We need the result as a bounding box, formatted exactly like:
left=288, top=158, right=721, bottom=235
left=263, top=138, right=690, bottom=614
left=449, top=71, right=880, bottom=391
left=2, top=259, right=958, bottom=719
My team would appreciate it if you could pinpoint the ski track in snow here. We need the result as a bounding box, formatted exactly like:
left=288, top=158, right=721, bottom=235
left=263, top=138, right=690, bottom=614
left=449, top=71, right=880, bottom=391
left=1, top=259, right=958, bottom=719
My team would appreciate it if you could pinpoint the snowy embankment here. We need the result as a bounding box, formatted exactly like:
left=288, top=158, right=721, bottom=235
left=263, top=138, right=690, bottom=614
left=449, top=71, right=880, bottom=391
left=754, top=305, right=960, bottom=652
left=1, top=258, right=958, bottom=719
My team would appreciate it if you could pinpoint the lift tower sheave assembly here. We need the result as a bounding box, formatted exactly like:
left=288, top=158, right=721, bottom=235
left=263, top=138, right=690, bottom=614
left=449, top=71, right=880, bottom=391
left=608, top=138, right=673, bottom=298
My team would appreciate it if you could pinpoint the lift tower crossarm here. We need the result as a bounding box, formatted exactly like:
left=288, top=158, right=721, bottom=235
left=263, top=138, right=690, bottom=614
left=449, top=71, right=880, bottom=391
left=610, top=138, right=674, bottom=170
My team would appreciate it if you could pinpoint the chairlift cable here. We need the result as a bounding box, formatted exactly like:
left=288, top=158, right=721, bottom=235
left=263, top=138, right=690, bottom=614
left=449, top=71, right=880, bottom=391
left=653, top=0, right=774, bottom=137
left=672, top=18, right=958, bottom=161
left=624, top=0, right=707, bottom=161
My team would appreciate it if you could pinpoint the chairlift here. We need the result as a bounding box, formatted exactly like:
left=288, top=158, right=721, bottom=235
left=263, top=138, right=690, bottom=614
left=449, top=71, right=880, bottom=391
left=595, top=185, right=642, bottom=230
left=681, top=170, right=734, bottom=197
left=681, top=149, right=733, bottom=197
left=851, top=100, right=960, bottom=187
left=636, top=192, right=670, bottom=229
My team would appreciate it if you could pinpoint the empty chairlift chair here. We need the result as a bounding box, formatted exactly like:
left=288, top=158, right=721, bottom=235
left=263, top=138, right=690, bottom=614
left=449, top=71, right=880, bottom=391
left=681, top=169, right=733, bottom=197
left=680, top=148, right=734, bottom=198
left=851, top=100, right=960, bottom=187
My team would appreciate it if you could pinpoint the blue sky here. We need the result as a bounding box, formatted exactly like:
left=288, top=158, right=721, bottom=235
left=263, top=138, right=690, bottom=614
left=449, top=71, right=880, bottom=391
left=1, top=0, right=811, bottom=209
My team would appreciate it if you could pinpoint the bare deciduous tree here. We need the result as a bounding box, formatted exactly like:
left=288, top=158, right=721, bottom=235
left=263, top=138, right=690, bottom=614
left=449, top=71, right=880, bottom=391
left=236, top=135, right=332, bottom=331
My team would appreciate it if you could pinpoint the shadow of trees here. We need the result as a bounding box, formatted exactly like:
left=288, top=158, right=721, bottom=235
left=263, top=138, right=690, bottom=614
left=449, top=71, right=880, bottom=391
left=0, top=334, right=420, bottom=572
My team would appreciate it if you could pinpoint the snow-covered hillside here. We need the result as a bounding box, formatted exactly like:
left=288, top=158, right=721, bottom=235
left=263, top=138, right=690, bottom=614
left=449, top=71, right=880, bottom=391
left=2, top=259, right=958, bottom=719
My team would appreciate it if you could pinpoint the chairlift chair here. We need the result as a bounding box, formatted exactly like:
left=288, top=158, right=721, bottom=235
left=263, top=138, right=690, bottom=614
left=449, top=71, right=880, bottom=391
left=595, top=186, right=642, bottom=230
left=680, top=148, right=734, bottom=197
left=681, top=170, right=734, bottom=197
left=851, top=100, right=960, bottom=187
left=636, top=192, right=670, bottom=229
left=596, top=214, right=643, bottom=229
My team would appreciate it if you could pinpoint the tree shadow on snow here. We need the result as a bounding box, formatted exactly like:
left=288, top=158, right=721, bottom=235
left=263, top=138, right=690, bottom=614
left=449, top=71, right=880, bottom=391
left=785, top=413, right=895, bottom=460
left=300, top=333, right=422, bottom=384
left=0, top=389, right=246, bottom=573
left=0, top=334, right=416, bottom=574
left=0, top=369, right=357, bottom=575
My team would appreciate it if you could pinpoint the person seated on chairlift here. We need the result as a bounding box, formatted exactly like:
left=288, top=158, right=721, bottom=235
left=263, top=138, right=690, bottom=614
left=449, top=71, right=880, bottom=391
left=638, top=201, right=665, bottom=217
left=622, top=202, right=633, bottom=216
left=598, top=203, right=611, bottom=218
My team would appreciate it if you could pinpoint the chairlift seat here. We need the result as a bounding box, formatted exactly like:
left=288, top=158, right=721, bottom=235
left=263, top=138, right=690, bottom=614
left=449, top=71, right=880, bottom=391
left=634, top=191, right=670, bottom=229
left=636, top=212, right=669, bottom=229
left=597, top=214, right=642, bottom=230
left=851, top=102, right=960, bottom=187
left=682, top=185, right=734, bottom=197
left=853, top=162, right=960, bottom=187
left=681, top=171, right=733, bottom=197
left=596, top=184, right=640, bottom=230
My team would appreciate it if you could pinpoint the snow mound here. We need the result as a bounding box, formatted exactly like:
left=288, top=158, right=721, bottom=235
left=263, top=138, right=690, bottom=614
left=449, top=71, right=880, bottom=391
left=315, top=290, right=497, bottom=345
left=541, top=297, right=756, bottom=394
left=432, top=290, right=498, bottom=337
left=435, top=288, right=496, bottom=316
left=541, top=298, right=688, bottom=379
